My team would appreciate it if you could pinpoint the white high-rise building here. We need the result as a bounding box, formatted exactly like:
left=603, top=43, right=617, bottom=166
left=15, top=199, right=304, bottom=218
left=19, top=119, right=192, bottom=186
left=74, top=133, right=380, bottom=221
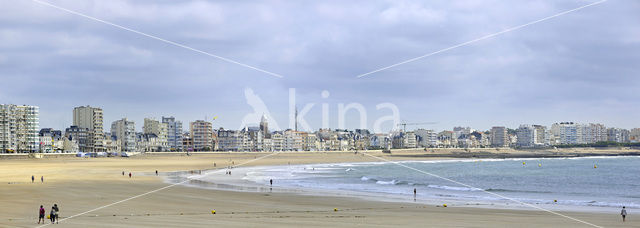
left=532, top=125, right=548, bottom=146
left=551, top=122, right=608, bottom=145
left=516, top=125, right=535, bottom=148
left=73, top=106, right=104, bottom=152
left=111, top=118, right=136, bottom=152
left=607, top=128, right=630, bottom=143
left=581, top=123, right=607, bottom=144
left=403, top=131, right=417, bottom=148
left=415, top=129, right=437, bottom=147
left=143, top=118, right=168, bottom=151
left=162, top=116, right=183, bottom=151
left=0, top=104, right=39, bottom=153
left=283, top=130, right=303, bottom=151
left=551, top=122, right=579, bottom=145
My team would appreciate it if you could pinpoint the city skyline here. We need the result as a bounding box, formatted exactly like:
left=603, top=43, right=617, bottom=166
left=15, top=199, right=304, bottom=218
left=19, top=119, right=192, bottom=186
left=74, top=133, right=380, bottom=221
left=5, top=102, right=640, bottom=133
left=5, top=102, right=640, bottom=153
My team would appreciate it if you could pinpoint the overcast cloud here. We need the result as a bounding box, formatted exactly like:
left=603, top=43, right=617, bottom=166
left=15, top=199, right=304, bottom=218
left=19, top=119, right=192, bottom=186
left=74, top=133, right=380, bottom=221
left=1, top=0, right=639, bottom=132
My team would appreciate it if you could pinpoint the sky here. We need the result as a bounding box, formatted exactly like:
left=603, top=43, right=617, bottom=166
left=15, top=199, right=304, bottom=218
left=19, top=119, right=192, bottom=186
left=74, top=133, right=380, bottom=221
left=1, top=0, right=639, bottom=133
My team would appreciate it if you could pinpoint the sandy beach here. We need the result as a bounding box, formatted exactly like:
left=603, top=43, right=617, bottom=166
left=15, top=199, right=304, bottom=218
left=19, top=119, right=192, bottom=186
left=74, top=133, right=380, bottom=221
left=1, top=151, right=636, bottom=227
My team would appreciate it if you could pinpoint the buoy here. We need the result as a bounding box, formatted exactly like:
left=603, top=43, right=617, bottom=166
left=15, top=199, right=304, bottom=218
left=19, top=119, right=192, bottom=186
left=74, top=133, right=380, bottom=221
left=554, top=199, right=557, bottom=203
left=443, top=204, right=447, bottom=207
left=334, top=208, right=338, bottom=212
left=211, top=210, right=216, bottom=214
left=594, top=165, right=597, bottom=168
left=522, top=162, right=526, bottom=165
left=538, top=164, right=541, bottom=167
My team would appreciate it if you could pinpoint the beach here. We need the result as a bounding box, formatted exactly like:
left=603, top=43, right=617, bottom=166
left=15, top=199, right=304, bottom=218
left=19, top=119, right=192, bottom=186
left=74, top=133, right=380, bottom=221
left=1, top=151, right=636, bottom=227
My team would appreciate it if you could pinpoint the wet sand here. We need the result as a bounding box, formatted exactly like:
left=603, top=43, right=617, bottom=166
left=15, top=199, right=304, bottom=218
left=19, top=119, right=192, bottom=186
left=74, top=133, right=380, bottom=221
left=0, top=152, right=635, bottom=227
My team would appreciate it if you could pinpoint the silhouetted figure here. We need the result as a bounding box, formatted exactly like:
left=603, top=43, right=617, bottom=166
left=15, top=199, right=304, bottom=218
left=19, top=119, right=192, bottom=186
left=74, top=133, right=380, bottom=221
left=621, top=206, right=627, bottom=222
left=41, top=176, right=43, bottom=183
left=155, top=170, right=158, bottom=176
left=38, top=205, right=45, bottom=224
left=53, top=204, right=59, bottom=224
left=270, top=179, right=273, bottom=186
left=49, top=206, right=56, bottom=223
left=122, top=171, right=125, bottom=176
left=32, top=175, right=34, bottom=183
left=414, top=188, right=417, bottom=200
left=129, top=172, right=132, bottom=178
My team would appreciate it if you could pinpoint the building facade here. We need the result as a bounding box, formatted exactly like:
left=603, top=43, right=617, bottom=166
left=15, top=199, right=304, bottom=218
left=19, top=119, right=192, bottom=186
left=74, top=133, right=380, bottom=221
left=162, top=116, right=183, bottom=151
left=516, top=125, right=535, bottom=148
left=490, top=126, right=508, bottom=147
left=143, top=118, right=168, bottom=151
left=190, top=120, right=213, bottom=151
left=111, top=118, right=136, bottom=152
left=73, top=106, right=105, bottom=152
left=0, top=104, right=40, bottom=153
left=217, top=129, right=243, bottom=151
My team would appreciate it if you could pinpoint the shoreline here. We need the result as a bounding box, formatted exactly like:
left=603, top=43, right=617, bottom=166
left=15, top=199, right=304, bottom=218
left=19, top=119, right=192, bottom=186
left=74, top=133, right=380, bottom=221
left=1, top=152, right=635, bottom=227
left=167, top=156, right=639, bottom=214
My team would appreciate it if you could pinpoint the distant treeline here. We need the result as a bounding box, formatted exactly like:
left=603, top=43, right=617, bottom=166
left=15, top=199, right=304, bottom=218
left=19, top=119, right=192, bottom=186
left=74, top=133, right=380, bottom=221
left=555, top=141, right=640, bottom=148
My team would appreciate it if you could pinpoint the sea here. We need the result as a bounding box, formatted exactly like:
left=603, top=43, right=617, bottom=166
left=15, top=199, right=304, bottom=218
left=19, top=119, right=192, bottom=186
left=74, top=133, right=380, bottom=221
left=172, top=156, right=640, bottom=212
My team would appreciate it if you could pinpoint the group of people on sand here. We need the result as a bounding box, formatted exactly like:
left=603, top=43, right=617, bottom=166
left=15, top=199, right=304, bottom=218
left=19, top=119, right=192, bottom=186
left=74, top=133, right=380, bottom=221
left=31, top=175, right=44, bottom=183
left=37, top=204, right=59, bottom=224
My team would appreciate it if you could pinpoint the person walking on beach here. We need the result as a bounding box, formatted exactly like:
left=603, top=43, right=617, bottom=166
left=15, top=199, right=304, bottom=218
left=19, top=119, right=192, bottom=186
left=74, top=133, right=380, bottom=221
left=38, top=205, right=45, bottom=224
left=122, top=171, right=125, bottom=176
left=53, top=204, right=59, bottom=224
left=49, top=206, right=56, bottom=224
left=41, top=176, right=43, bottom=183
left=270, top=179, right=273, bottom=186
left=155, top=170, right=158, bottom=176
left=621, top=206, right=627, bottom=222
left=413, top=188, right=417, bottom=200
left=32, top=175, right=35, bottom=183
left=129, top=172, right=132, bottom=178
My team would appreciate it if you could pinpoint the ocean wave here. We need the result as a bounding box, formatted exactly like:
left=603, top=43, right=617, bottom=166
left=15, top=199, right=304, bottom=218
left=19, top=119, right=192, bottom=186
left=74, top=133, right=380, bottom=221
left=361, top=176, right=411, bottom=186
left=376, top=180, right=397, bottom=185
left=428, top=184, right=483, bottom=192
left=485, top=188, right=553, bottom=194
left=361, top=176, right=377, bottom=181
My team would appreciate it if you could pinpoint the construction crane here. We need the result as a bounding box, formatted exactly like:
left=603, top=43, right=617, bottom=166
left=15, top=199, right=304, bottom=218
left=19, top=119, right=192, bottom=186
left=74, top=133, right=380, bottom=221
left=397, top=122, right=437, bottom=132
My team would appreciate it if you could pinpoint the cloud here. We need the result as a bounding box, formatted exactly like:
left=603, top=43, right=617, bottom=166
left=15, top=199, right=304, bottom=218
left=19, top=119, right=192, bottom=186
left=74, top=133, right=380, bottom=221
left=0, top=0, right=638, bottom=132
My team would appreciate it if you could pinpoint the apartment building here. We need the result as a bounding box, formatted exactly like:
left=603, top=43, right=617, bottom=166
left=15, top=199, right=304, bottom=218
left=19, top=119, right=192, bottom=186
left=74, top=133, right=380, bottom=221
left=190, top=120, right=213, bottom=151
left=111, top=118, right=136, bottom=152
left=143, top=118, right=168, bottom=151
left=73, top=106, right=105, bottom=152
left=0, top=104, right=40, bottom=153
left=490, top=126, right=508, bottom=147
left=162, top=116, right=183, bottom=151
